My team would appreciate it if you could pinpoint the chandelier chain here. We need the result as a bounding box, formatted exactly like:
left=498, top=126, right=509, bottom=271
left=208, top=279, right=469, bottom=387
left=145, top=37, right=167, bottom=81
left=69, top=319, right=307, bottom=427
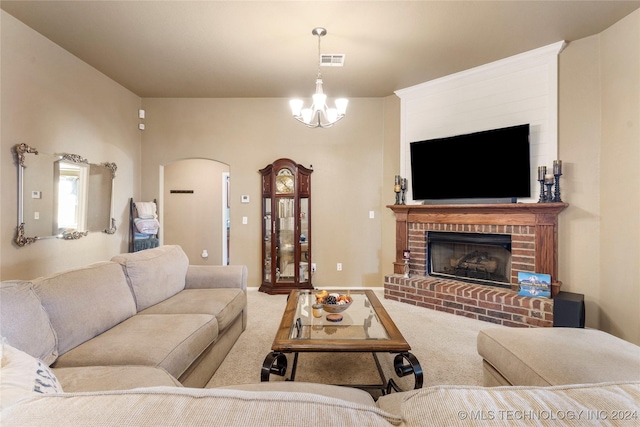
left=316, top=31, right=322, bottom=80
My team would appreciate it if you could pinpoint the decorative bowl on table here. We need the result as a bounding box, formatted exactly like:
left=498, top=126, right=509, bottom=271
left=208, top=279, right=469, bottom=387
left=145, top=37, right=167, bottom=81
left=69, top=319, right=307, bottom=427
left=322, top=300, right=352, bottom=313
left=314, top=290, right=353, bottom=313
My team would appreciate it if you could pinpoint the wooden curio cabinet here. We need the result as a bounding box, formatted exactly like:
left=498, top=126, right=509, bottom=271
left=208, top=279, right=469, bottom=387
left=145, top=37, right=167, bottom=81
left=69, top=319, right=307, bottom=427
left=259, top=158, right=313, bottom=295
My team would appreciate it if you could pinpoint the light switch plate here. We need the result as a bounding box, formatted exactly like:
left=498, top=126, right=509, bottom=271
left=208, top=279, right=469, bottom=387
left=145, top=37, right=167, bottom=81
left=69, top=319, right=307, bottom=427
left=241, top=195, right=250, bottom=203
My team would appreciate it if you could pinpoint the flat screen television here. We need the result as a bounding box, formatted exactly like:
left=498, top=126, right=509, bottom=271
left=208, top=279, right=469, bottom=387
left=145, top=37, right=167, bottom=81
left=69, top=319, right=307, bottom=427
left=410, top=124, right=531, bottom=203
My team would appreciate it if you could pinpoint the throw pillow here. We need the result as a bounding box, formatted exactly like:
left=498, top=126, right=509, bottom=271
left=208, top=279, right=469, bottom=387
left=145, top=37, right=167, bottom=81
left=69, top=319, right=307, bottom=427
left=0, top=338, right=63, bottom=410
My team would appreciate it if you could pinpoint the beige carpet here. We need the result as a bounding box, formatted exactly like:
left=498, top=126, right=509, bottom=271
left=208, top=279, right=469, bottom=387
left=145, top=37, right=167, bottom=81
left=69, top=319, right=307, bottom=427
left=206, top=288, right=501, bottom=392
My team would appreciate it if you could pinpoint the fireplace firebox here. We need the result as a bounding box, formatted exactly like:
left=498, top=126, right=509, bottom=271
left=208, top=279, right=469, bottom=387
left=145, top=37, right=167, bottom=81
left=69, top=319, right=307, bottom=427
left=427, top=232, right=511, bottom=289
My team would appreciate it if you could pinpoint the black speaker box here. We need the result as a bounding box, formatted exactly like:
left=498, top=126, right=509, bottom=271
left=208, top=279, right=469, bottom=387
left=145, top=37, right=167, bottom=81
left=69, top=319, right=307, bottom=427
left=553, top=291, right=585, bottom=328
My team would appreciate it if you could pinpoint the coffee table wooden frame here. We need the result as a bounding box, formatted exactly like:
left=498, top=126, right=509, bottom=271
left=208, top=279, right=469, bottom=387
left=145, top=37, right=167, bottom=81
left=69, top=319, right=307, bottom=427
left=260, top=289, right=423, bottom=395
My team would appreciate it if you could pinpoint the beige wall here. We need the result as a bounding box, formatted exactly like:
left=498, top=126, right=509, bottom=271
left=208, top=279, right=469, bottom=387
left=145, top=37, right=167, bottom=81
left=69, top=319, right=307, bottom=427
left=0, top=11, right=141, bottom=279
left=140, top=97, right=396, bottom=288
left=559, top=9, right=640, bottom=344
left=599, top=10, right=640, bottom=345
left=382, top=95, right=402, bottom=278
left=558, top=36, right=603, bottom=328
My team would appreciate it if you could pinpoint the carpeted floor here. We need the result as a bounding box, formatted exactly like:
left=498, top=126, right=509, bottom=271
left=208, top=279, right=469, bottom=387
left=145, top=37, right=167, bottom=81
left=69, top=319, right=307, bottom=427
left=206, top=288, right=502, bottom=392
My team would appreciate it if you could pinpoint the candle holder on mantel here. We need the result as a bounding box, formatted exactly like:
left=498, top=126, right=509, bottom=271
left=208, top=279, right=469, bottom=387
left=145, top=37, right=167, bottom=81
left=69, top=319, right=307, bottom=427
left=544, top=177, right=554, bottom=203
left=537, top=166, right=548, bottom=203
left=552, top=160, right=563, bottom=202
left=400, top=178, right=407, bottom=205
left=394, top=175, right=402, bottom=205
left=537, top=162, right=563, bottom=203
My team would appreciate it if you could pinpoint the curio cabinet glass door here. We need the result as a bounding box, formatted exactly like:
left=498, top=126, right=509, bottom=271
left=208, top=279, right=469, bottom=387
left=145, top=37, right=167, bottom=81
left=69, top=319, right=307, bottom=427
left=259, top=158, right=312, bottom=295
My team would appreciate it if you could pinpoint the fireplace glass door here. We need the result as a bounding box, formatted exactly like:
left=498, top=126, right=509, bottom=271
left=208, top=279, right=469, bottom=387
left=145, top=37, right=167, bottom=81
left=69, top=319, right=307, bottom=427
left=427, top=232, right=512, bottom=288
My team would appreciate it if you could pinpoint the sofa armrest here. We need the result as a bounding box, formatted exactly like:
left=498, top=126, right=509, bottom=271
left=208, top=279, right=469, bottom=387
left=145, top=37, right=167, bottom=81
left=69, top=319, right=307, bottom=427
left=184, top=265, right=247, bottom=291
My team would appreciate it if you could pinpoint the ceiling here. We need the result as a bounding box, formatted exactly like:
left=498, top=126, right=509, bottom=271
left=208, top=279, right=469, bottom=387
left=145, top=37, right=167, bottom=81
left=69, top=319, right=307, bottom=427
left=3, top=1, right=639, bottom=98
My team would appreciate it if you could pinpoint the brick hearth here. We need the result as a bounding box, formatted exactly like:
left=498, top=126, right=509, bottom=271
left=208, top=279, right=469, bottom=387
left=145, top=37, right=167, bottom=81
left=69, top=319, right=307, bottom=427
left=384, top=275, right=554, bottom=327
left=386, top=203, right=568, bottom=327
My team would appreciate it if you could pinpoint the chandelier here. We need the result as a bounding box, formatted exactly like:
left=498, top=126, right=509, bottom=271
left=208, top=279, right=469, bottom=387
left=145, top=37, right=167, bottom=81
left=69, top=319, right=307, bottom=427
left=290, top=28, right=348, bottom=128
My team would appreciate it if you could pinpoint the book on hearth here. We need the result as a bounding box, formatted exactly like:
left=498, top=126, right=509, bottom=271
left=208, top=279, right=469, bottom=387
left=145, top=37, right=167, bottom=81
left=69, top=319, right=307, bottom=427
left=517, top=272, right=551, bottom=298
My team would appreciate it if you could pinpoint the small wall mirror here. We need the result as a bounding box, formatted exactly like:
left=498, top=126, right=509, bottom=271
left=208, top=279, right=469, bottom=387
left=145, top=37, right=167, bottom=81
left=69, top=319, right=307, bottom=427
left=14, top=143, right=117, bottom=246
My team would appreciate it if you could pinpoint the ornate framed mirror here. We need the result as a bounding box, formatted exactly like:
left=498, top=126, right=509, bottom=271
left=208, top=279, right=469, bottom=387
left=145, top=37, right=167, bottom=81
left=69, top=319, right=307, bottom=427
left=13, top=143, right=117, bottom=246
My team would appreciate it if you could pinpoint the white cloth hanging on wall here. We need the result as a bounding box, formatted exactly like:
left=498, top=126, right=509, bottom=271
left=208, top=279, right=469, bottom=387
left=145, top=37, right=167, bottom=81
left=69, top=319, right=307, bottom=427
left=135, top=202, right=157, bottom=219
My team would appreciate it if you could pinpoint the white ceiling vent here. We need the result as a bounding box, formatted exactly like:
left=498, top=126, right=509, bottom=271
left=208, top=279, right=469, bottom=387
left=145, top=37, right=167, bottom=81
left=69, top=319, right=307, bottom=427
left=320, top=54, right=345, bottom=67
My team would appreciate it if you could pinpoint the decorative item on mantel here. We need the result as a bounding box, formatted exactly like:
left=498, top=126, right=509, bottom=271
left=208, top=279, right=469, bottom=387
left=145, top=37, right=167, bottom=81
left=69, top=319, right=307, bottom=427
left=394, top=175, right=407, bottom=205
left=537, top=166, right=546, bottom=202
left=403, top=250, right=411, bottom=278
left=401, top=178, right=407, bottom=205
left=552, top=160, right=563, bottom=202
left=537, top=160, right=563, bottom=203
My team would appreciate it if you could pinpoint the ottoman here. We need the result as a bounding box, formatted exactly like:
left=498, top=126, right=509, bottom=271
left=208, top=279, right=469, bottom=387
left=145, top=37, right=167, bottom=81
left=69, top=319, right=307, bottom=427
left=477, top=327, right=640, bottom=386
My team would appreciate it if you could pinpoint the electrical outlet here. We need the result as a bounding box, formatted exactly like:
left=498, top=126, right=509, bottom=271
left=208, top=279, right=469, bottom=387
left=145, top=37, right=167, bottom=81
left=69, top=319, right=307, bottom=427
left=337, top=263, right=342, bottom=271
left=311, top=263, right=317, bottom=273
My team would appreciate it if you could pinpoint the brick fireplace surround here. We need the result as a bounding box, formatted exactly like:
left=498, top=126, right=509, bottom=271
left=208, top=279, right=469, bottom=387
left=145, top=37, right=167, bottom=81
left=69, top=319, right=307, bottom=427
left=385, top=203, right=568, bottom=327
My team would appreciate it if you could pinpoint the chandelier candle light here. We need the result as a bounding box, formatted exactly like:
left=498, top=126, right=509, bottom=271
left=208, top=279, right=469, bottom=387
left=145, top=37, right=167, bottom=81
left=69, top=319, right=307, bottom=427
left=290, top=28, right=348, bottom=128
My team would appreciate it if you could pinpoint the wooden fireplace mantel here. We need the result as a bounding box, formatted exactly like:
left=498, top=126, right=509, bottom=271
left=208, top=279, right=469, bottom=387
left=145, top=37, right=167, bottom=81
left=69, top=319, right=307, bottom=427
left=388, top=203, right=569, bottom=291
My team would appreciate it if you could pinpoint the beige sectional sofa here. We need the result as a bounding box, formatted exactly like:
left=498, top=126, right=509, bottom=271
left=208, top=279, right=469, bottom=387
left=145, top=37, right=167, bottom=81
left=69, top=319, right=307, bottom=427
left=0, top=244, right=247, bottom=392
left=2, top=248, right=639, bottom=425
left=2, top=373, right=638, bottom=426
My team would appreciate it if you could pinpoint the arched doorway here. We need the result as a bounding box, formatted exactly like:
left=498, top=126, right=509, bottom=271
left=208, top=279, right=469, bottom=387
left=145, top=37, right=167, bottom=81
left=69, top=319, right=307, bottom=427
left=161, top=158, right=229, bottom=265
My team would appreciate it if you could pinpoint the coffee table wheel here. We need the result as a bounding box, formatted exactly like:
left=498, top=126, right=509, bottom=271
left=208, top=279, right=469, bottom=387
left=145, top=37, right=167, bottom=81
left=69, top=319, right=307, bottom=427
left=261, top=352, right=288, bottom=381
left=393, top=352, right=423, bottom=389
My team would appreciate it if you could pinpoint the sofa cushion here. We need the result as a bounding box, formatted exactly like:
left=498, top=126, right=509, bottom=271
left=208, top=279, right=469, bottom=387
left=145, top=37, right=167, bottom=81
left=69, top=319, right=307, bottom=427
left=53, top=366, right=182, bottom=392
left=185, top=265, right=247, bottom=290
left=53, top=314, right=218, bottom=380
left=0, top=341, right=63, bottom=411
left=0, top=281, right=58, bottom=365
left=111, top=245, right=189, bottom=311
left=0, top=387, right=402, bottom=426
left=381, top=382, right=640, bottom=427
left=477, top=327, right=640, bottom=386
left=140, top=288, right=246, bottom=331
left=32, top=262, right=136, bottom=356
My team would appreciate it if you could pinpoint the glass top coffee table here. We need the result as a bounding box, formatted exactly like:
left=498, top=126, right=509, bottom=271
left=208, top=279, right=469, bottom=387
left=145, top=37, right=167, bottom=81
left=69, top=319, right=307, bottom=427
left=260, top=289, right=423, bottom=395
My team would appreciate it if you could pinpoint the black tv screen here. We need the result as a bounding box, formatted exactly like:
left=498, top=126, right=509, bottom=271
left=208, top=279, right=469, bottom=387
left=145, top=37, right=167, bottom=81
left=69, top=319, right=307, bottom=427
left=410, top=124, right=531, bottom=202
